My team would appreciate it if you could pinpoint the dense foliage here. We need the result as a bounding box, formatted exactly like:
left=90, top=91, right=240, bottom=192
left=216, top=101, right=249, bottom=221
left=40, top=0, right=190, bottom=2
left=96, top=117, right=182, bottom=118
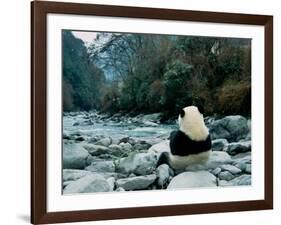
left=63, top=31, right=251, bottom=117
left=63, top=31, right=105, bottom=111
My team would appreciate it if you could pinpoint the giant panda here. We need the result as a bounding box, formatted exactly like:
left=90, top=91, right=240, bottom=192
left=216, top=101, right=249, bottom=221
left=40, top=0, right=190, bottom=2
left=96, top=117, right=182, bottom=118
left=157, top=105, right=212, bottom=170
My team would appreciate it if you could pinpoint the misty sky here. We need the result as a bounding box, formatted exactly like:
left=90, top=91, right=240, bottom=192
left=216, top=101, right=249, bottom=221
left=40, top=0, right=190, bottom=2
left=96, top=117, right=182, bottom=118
left=72, top=31, right=97, bottom=44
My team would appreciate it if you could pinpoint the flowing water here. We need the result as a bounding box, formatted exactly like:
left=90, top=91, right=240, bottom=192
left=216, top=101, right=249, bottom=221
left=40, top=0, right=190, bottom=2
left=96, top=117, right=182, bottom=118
left=63, top=113, right=177, bottom=140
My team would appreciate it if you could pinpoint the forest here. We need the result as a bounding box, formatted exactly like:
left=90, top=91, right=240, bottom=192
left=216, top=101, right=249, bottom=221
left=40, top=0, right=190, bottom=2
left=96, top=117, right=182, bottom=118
left=62, top=30, right=251, bottom=118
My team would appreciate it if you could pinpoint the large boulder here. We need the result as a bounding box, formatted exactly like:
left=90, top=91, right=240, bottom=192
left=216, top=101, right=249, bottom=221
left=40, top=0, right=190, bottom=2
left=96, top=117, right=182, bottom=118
left=167, top=171, right=217, bottom=189
left=116, top=152, right=158, bottom=175
left=116, top=174, right=157, bottom=190
left=63, top=144, right=90, bottom=169
left=208, top=115, right=250, bottom=142
left=63, top=174, right=112, bottom=194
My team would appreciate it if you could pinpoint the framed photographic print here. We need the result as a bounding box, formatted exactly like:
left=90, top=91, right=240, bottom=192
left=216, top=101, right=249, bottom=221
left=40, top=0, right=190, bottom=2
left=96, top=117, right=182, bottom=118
left=31, top=1, right=273, bottom=224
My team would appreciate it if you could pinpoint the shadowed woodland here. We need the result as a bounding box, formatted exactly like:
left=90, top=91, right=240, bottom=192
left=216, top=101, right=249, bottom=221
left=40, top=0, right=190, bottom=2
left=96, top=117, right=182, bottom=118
left=63, top=31, right=251, bottom=118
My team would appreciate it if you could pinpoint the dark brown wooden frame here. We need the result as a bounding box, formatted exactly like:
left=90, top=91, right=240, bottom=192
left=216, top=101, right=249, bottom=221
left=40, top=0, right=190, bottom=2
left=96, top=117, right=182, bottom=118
left=31, top=1, right=273, bottom=224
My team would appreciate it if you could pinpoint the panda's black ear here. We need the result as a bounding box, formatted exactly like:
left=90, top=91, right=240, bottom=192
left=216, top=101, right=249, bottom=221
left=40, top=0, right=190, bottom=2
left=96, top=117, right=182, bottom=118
left=180, top=109, right=185, bottom=118
left=197, top=104, right=204, bottom=114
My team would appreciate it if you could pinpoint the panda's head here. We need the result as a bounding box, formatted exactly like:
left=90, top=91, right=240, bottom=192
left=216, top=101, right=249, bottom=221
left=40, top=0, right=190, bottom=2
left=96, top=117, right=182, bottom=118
left=178, top=105, right=209, bottom=141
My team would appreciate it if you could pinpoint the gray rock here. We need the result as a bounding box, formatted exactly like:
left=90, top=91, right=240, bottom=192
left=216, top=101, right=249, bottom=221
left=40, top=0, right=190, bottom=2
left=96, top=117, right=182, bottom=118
left=83, top=144, right=109, bottom=156
left=212, top=139, right=228, bottom=151
left=227, top=141, right=251, bottom=155
left=232, top=152, right=252, bottom=164
left=218, top=180, right=231, bottom=187
left=94, top=137, right=112, bottom=147
left=143, top=120, right=159, bottom=127
left=75, top=136, right=85, bottom=142
left=218, top=171, right=235, bottom=181
left=108, top=144, right=125, bottom=157
left=245, top=164, right=251, bottom=174
left=63, top=174, right=112, bottom=194
left=220, top=164, right=242, bottom=175
left=116, top=187, right=126, bottom=192
left=144, top=138, right=164, bottom=146
left=119, top=136, right=130, bottom=144
left=63, top=144, right=90, bottom=169
left=119, top=142, right=132, bottom=152
left=142, top=113, right=162, bottom=123
left=233, top=162, right=247, bottom=172
left=156, top=164, right=170, bottom=187
left=107, top=177, right=115, bottom=191
left=116, top=152, right=158, bottom=175
left=167, top=171, right=217, bottom=189
left=85, top=161, right=115, bottom=173
left=229, top=174, right=251, bottom=186
left=185, top=151, right=233, bottom=171
left=148, top=140, right=170, bottom=154
left=208, top=115, right=249, bottom=142
left=63, top=169, right=92, bottom=182
left=116, top=174, right=157, bottom=190
left=133, top=143, right=151, bottom=151
left=63, top=180, right=74, bottom=188
left=212, top=167, right=222, bottom=176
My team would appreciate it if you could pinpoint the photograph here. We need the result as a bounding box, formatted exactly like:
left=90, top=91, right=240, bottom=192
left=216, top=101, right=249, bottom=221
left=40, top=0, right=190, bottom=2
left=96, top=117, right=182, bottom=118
left=62, top=30, right=252, bottom=194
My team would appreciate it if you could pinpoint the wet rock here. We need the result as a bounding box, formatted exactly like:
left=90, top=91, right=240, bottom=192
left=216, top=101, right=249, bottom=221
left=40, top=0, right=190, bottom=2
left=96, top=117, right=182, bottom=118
left=63, top=174, right=111, bottom=194
left=212, top=139, right=228, bottom=151
left=63, top=144, right=90, bottom=169
left=156, top=164, right=170, bottom=187
left=209, top=115, right=249, bottom=142
left=116, top=174, right=157, bottom=190
left=167, top=171, right=217, bottom=189
left=116, top=152, right=158, bottom=175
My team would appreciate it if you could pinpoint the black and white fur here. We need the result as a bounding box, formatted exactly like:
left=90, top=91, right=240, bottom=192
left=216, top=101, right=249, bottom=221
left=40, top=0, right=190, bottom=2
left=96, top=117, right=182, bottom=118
left=157, top=106, right=212, bottom=170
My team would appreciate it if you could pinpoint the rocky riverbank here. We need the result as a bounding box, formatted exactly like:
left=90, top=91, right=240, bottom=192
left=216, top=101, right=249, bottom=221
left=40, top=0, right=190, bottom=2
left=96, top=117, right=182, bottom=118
left=63, top=111, right=251, bottom=194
